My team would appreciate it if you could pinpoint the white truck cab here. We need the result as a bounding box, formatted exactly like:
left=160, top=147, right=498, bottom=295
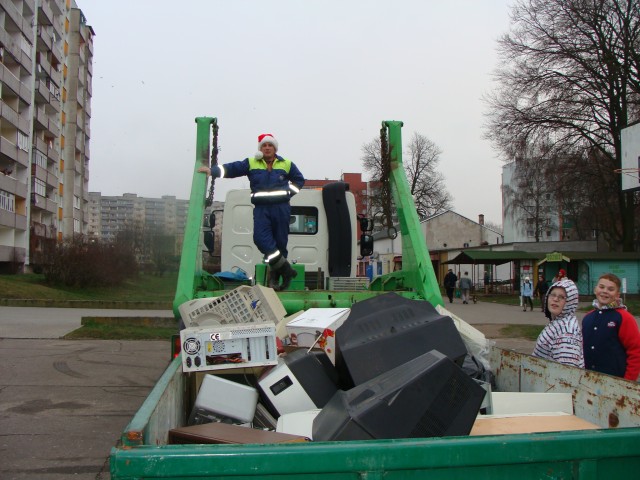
left=220, top=183, right=359, bottom=280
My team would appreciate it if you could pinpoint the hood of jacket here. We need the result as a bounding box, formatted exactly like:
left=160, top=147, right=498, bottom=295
left=544, top=278, right=579, bottom=321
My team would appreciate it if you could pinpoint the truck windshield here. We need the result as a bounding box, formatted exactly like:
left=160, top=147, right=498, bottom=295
left=289, top=207, right=318, bottom=235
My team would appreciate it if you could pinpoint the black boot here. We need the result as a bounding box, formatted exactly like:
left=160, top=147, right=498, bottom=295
left=268, top=267, right=280, bottom=291
left=278, top=260, right=297, bottom=291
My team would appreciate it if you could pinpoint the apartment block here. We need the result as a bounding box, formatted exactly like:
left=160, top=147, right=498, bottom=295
left=0, top=0, right=93, bottom=272
left=88, top=192, right=223, bottom=265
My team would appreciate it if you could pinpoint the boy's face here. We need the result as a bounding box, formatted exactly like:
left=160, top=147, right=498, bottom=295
left=594, top=278, right=620, bottom=305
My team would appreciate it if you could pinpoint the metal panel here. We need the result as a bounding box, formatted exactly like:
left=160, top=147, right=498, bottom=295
left=490, top=347, right=640, bottom=428
left=120, top=357, right=186, bottom=447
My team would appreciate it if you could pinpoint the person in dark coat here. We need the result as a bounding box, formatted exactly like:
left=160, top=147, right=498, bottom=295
left=443, top=269, right=458, bottom=304
left=582, top=273, right=640, bottom=381
left=534, top=275, right=549, bottom=312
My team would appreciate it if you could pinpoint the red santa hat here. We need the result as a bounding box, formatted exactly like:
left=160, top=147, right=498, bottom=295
left=258, top=133, right=278, bottom=151
left=255, top=133, right=278, bottom=160
left=558, top=269, right=567, bottom=278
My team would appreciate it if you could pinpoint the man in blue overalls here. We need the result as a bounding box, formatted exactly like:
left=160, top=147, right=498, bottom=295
left=199, top=133, right=305, bottom=291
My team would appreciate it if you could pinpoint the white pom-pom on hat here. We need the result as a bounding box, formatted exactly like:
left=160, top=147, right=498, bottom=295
left=255, top=151, right=264, bottom=160
left=257, top=133, right=278, bottom=152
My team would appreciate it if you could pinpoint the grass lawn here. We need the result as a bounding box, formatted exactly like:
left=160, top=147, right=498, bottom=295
left=64, top=320, right=178, bottom=340
left=499, top=324, right=544, bottom=340
left=477, top=293, right=640, bottom=313
left=0, top=272, right=178, bottom=303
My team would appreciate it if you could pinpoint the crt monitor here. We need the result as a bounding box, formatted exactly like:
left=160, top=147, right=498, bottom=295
left=312, top=349, right=486, bottom=442
left=334, top=292, right=468, bottom=388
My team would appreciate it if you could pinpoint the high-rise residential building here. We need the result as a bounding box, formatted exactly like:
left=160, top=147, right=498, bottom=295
left=88, top=192, right=223, bottom=266
left=0, top=0, right=93, bottom=272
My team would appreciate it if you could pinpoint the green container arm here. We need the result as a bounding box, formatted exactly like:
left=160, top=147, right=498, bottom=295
left=369, top=120, right=444, bottom=307
left=172, top=117, right=216, bottom=318
left=173, top=118, right=443, bottom=314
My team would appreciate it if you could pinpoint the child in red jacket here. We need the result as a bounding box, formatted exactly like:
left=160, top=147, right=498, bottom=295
left=582, top=273, right=640, bottom=381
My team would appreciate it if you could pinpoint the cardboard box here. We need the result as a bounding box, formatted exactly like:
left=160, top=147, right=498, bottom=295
left=168, top=422, right=309, bottom=444
left=470, top=413, right=599, bottom=436
left=285, top=308, right=350, bottom=363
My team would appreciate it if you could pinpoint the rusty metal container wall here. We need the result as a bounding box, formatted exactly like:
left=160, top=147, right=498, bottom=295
left=490, top=347, right=640, bottom=428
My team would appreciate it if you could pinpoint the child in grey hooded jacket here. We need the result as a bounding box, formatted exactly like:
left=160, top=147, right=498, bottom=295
left=533, top=278, right=585, bottom=368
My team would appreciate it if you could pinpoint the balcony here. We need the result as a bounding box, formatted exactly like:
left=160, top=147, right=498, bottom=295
left=36, top=52, right=53, bottom=78
left=0, top=63, right=20, bottom=95
left=46, top=167, right=58, bottom=187
left=36, top=25, right=53, bottom=52
left=0, top=137, right=18, bottom=163
left=45, top=197, right=58, bottom=214
left=31, top=163, right=47, bottom=183
left=35, top=78, right=51, bottom=104
left=38, top=1, right=54, bottom=26
left=0, top=173, right=27, bottom=198
left=0, top=102, right=19, bottom=128
left=24, top=0, right=35, bottom=16
left=50, top=0, right=63, bottom=15
left=47, top=143, right=59, bottom=163
left=0, top=208, right=27, bottom=230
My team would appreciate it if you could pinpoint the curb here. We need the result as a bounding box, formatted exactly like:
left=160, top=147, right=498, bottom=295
left=0, top=298, right=172, bottom=309
left=81, top=316, right=178, bottom=328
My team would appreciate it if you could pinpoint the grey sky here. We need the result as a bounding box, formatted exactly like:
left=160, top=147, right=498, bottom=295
left=80, top=0, right=512, bottom=224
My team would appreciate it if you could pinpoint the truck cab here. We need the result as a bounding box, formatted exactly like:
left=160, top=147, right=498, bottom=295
left=220, top=184, right=358, bottom=282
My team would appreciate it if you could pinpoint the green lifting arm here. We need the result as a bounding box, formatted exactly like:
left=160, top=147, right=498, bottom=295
left=172, top=117, right=215, bottom=318
left=373, top=120, right=444, bottom=307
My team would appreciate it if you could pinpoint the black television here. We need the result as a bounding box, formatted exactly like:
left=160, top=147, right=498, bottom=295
left=334, top=292, right=468, bottom=388
left=312, top=349, right=486, bottom=441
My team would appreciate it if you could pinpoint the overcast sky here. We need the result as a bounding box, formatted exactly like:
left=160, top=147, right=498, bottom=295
left=79, top=0, right=513, bottom=225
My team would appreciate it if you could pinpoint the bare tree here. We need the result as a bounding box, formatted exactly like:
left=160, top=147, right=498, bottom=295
left=361, top=132, right=452, bottom=226
left=484, top=0, right=640, bottom=250
left=483, top=220, right=503, bottom=234
left=405, top=133, right=453, bottom=218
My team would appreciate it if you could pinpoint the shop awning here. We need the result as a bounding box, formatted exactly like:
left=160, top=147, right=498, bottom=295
left=444, top=250, right=543, bottom=266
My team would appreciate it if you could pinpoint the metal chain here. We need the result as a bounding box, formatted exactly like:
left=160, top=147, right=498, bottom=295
left=379, top=126, right=393, bottom=233
left=205, top=120, right=219, bottom=207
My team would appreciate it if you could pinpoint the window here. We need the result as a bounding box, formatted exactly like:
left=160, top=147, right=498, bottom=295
left=74, top=195, right=81, bottom=209
left=0, top=190, right=15, bottom=212
left=526, top=230, right=535, bottom=237
left=289, top=207, right=318, bottom=235
left=33, top=178, right=46, bottom=197
left=34, top=150, right=47, bottom=168
left=18, top=132, right=29, bottom=152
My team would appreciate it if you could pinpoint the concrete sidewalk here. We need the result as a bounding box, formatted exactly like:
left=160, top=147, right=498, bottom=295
left=0, top=306, right=174, bottom=339
left=0, top=338, right=169, bottom=480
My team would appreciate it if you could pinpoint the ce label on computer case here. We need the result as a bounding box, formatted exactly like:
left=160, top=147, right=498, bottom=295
left=209, top=332, right=221, bottom=341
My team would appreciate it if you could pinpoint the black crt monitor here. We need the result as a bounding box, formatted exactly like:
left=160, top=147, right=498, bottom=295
left=334, top=292, right=468, bottom=388
left=312, top=349, right=486, bottom=442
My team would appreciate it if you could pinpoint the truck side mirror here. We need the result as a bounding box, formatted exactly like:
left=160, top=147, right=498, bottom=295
left=204, top=231, right=215, bottom=255
left=204, top=212, right=216, bottom=228
left=358, top=215, right=372, bottom=233
left=360, top=233, right=373, bottom=257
